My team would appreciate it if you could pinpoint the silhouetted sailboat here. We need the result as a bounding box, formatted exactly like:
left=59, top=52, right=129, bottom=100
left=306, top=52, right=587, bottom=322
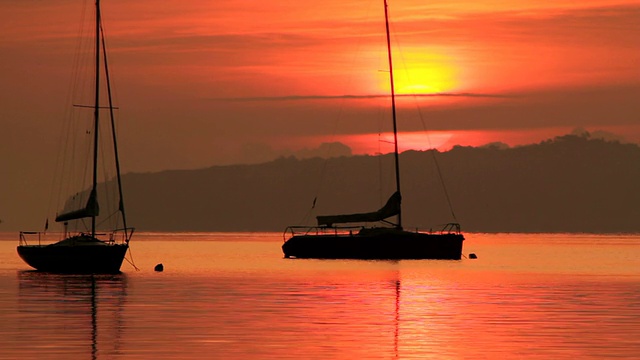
left=282, top=0, right=464, bottom=260
left=17, top=0, right=133, bottom=273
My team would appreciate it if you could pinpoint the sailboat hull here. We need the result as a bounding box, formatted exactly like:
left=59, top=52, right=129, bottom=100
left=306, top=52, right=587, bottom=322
left=282, top=229, right=464, bottom=260
left=17, top=242, right=128, bottom=274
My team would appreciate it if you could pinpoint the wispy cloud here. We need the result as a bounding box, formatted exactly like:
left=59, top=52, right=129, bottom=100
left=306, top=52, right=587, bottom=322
left=210, top=92, right=513, bottom=102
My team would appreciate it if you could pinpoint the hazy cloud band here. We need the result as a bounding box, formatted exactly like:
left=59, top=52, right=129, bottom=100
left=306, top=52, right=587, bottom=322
left=211, top=92, right=514, bottom=102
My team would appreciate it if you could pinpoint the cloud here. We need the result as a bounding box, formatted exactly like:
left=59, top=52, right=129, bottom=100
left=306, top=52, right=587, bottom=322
left=209, top=92, right=513, bottom=102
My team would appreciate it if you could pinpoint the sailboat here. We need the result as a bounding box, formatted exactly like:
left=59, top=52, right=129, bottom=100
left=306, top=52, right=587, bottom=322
left=17, top=0, right=133, bottom=273
left=282, top=0, right=464, bottom=260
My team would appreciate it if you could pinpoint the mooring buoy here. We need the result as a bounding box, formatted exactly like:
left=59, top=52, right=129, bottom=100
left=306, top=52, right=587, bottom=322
left=154, top=263, right=164, bottom=272
left=469, top=253, right=477, bottom=259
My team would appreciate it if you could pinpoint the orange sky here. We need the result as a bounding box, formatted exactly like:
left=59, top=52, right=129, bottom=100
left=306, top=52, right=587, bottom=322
left=1, top=0, right=639, bottom=228
left=2, top=0, right=639, bottom=169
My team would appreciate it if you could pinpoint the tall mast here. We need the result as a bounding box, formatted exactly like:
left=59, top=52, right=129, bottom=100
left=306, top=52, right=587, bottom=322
left=91, top=0, right=101, bottom=237
left=384, top=0, right=402, bottom=229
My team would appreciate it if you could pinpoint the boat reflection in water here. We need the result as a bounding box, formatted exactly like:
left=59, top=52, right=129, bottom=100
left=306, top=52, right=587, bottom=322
left=17, top=271, right=127, bottom=359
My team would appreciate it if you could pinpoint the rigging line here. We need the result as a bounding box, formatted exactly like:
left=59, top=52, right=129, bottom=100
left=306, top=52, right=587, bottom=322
left=124, top=246, right=140, bottom=271
left=408, top=95, right=459, bottom=221
left=297, top=206, right=315, bottom=226
left=374, top=6, right=395, bottom=209
left=91, top=0, right=102, bottom=238
left=98, top=13, right=128, bottom=234
left=385, top=0, right=402, bottom=229
left=378, top=132, right=384, bottom=206
left=48, top=2, right=90, bottom=224
left=95, top=208, right=120, bottom=229
left=97, top=116, right=112, bottom=217
left=305, top=159, right=328, bottom=222
left=389, top=14, right=458, bottom=222
left=374, top=107, right=398, bottom=208
left=58, top=1, right=95, bottom=221
left=375, top=110, right=395, bottom=207
left=303, top=0, right=380, bottom=224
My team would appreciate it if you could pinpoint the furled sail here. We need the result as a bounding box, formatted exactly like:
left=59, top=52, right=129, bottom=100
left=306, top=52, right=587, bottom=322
left=317, top=191, right=401, bottom=227
left=55, top=189, right=99, bottom=222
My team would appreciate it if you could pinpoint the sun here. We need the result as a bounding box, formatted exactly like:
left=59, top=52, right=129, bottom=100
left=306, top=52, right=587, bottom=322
left=395, top=66, right=457, bottom=94
left=377, top=49, right=460, bottom=95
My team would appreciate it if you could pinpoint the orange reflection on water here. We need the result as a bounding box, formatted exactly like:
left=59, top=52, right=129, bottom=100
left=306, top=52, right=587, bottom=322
left=1, top=233, right=639, bottom=359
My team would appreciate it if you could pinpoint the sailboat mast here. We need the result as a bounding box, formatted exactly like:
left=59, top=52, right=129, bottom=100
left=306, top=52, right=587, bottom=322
left=384, top=0, right=402, bottom=228
left=91, top=0, right=101, bottom=238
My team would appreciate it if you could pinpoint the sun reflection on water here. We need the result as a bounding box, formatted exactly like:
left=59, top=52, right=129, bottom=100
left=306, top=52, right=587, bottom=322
left=0, top=233, right=639, bottom=359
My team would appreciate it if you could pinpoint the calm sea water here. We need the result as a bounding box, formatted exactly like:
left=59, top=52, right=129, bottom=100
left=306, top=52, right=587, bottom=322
left=0, top=232, right=638, bottom=359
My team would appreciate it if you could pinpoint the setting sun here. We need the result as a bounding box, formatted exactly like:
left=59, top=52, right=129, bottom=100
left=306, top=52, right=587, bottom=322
left=379, top=49, right=460, bottom=94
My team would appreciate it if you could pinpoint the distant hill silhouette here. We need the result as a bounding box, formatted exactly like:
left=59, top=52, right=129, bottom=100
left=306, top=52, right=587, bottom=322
left=120, top=134, right=640, bottom=233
